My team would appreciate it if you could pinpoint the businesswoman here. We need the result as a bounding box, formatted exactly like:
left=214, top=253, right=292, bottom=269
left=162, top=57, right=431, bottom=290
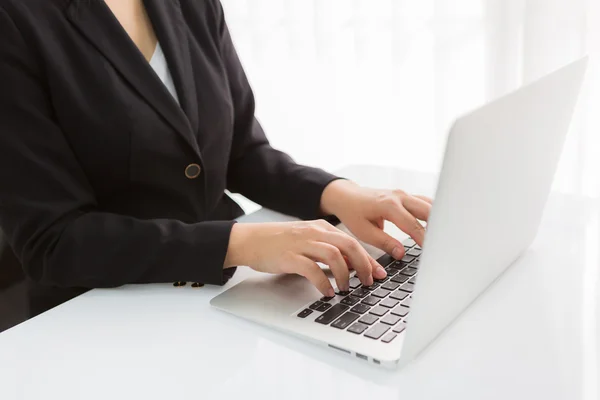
left=0, top=0, right=432, bottom=316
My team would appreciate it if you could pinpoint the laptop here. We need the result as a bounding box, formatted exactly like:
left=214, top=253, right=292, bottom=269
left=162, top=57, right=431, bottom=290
left=210, top=58, right=588, bottom=368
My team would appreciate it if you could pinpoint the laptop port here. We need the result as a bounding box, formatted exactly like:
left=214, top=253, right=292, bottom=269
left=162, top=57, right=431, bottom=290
left=373, top=359, right=381, bottom=365
left=356, top=353, right=368, bottom=361
left=328, top=344, right=350, bottom=354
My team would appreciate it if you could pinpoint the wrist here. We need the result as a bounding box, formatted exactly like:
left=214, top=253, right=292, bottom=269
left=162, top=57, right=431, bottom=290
left=320, top=179, right=359, bottom=216
left=224, top=223, right=255, bottom=268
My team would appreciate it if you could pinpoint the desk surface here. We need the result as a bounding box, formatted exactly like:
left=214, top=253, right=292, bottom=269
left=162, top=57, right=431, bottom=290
left=1, top=165, right=599, bottom=400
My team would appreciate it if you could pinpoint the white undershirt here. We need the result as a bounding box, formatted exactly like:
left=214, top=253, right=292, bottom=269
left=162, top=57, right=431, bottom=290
left=149, top=42, right=180, bottom=105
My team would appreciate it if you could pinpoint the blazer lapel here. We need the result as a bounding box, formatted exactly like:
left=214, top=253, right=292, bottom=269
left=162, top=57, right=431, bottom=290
left=144, top=0, right=200, bottom=137
left=65, top=0, right=201, bottom=157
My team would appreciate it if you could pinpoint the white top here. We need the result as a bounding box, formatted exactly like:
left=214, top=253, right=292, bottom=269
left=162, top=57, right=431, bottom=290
left=149, top=42, right=180, bottom=105
left=0, top=165, right=598, bottom=400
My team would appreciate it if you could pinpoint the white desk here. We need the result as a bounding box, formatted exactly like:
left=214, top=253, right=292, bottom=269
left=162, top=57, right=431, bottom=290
left=1, top=165, right=599, bottom=400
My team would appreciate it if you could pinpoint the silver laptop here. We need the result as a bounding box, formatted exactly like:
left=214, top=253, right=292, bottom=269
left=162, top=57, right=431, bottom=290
left=211, top=58, right=588, bottom=368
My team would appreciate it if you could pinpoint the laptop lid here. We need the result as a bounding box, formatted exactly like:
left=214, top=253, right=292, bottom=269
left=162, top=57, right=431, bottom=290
left=399, top=58, right=588, bottom=365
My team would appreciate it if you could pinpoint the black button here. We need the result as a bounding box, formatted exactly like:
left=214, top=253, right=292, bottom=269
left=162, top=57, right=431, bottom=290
left=391, top=305, right=409, bottom=317
left=309, top=301, right=323, bottom=310
left=391, top=274, right=410, bottom=284
left=369, top=306, right=389, bottom=317
left=184, top=163, right=201, bottom=179
left=382, top=281, right=400, bottom=291
left=380, top=298, right=399, bottom=308
left=340, top=296, right=360, bottom=306
left=315, top=304, right=349, bottom=325
left=297, top=309, right=313, bottom=318
left=350, top=303, right=371, bottom=314
left=381, top=332, right=397, bottom=343
left=362, top=283, right=380, bottom=291
left=316, top=302, right=332, bottom=312
left=364, top=323, right=390, bottom=339
left=362, top=295, right=380, bottom=306
left=347, top=322, right=369, bottom=334
left=331, top=312, right=360, bottom=329
left=371, top=289, right=392, bottom=298
left=351, top=288, right=371, bottom=298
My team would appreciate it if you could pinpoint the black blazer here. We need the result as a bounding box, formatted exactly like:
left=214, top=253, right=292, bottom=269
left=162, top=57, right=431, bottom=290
left=0, top=0, right=337, bottom=308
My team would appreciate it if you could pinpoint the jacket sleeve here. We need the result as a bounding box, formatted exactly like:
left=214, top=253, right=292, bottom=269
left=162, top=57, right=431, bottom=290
left=0, top=7, right=234, bottom=288
left=215, top=4, right=341, bottom=220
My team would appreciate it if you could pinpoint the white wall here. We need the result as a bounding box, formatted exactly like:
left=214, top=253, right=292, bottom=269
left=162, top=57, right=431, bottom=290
left=221, top=0, right=600, bottom=197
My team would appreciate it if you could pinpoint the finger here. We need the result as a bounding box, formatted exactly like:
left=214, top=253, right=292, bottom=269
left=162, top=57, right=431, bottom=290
left=304, top=242, right=350, bottom=292
left=414, top=195, right=433, bottom=205
left=357, top=221, right=406, bottom=260
left=385, top=204, right=426, bottom=247
left=368, top=255, right=386, bottom=279
left=401, top=195, right=432, bottom=222
left=293, top=255, right=335, bottom=297
left=318, top=230, right=375, bottom=286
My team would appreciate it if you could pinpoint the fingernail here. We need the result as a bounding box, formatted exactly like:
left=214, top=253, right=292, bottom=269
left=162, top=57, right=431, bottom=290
left=376, top=266, right=387, bottom=278
left=327, top=288, right=335, bottom=297
left=392, top=247, right=403, bottom=259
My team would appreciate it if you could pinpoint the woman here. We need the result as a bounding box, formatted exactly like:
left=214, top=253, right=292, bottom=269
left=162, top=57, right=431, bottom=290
left=0, top=0, right=431, bottom=317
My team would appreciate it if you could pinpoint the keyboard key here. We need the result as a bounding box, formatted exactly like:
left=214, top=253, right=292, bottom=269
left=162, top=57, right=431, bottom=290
left=381, top=332, right=397, bottom=343
left=407, top=248, right=422, bottom=257
left=316, top=302, right=332, bottom=312
left=372, top=289, right=391, bottom=298
left=348, top=277, right=362, bottom=289
left=309, top=301, right=323, bottom=310
left=384, top=267, right=398, bottom=276
left=358, top=314, right=378, bottom=325
left=391, top=274, right=410, bottom=284
left=374, top=277, right=389, bottom=283
left=408, top=277, right=416, bottom=284
left=362, top=295, right=380, bottom=306
left=382, top=281, right=400, bottom=291
left=403, top=245, right=412, bottom=251
left=332, top=312, right=360, bottom=329
left=401, top=255, right=415, bottom=263
left=315, top=304, right=349, bottom=325
left=340, top=296, right=360, bottom=306
left=403, top=314, right=410, bottom=322
left=351, top=288, right=371, bottom=298
left=381, top=314, right=402, bottom=325
left=347, top=322, right=369, bottom=334
left=403, top=238, right=416, bottom=247
left=414, top=245, right=422, bottom=250
left=336, top=290, right=351, bottom=296
left=364, top=323, right=390, bottom=339
left=377, top=254, right=395, bottom=267
left=297, top=309, right=313, bottom=318
left=402, top=297, right=412, bottom=307
left=380, top=298, right=399, bottom=308
left=391, top=306, right=409, bottom=317
left=390, top=260, right=409, bottom=270
left=393, top=322, right=407, bottom=333
left=390, top=290, right=409, bottom=301
left=320, top=296, right=334, bottom=302
left=362, top=283, right=380, bottom=291
left=350, top=303, right=371, bottom=314
left=400, top=283, right=415, bottom=293
left=369, top=306, right=389, bottom=317
left=400, top=267, right=417, bottom=276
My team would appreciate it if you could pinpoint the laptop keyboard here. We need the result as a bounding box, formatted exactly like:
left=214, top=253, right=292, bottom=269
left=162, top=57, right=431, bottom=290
left=296, top=239, right=420, bottom=343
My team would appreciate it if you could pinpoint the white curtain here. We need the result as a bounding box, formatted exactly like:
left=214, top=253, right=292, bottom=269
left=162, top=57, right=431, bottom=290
left=221, top=0, right=599, bottom=198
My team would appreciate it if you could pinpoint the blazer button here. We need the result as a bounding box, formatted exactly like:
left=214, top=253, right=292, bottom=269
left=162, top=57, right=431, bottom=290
left=185, top=163, right=201, bottom=179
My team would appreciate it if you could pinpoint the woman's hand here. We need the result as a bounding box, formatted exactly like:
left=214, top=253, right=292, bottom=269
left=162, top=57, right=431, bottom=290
left=224, top=220, right=387, bottom=296
left=320, top=180, right=433, bottom=260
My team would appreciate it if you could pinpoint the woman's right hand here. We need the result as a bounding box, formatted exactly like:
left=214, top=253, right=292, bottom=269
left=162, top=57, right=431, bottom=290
left=224, top=220, right=387, bottom=297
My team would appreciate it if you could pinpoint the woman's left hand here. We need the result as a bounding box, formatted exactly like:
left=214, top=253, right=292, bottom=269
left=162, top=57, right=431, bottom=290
left=320, top=179, right=433, bottom=261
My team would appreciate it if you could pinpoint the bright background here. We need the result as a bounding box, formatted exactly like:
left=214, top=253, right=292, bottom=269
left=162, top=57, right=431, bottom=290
left=221, top=0, right=600, bottom=198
